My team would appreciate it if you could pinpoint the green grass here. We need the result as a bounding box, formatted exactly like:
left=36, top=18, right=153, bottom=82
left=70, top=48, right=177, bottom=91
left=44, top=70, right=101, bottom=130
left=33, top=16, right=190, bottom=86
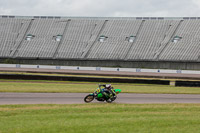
left=1, top=79, right=200, bottom=94
left=0, top=104, right=200, bottom=133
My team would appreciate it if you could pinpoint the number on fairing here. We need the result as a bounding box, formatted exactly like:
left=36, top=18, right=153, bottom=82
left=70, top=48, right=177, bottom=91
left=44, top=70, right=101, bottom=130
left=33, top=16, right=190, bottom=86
left=96, top=88, right=101, bottom=93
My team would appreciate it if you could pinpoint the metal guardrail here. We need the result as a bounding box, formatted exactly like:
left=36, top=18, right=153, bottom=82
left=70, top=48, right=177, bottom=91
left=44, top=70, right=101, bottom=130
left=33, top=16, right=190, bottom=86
left=0, top=64, right=199, bottom=74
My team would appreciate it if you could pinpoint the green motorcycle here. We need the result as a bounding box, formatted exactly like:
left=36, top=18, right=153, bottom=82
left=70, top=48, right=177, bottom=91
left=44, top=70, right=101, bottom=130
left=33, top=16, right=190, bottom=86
left=84, top=85, right=121, bottom=103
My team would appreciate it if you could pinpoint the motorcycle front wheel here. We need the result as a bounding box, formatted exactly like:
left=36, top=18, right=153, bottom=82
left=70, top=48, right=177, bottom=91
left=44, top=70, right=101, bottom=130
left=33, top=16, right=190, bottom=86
left=84, top=95, right=94, bottom=103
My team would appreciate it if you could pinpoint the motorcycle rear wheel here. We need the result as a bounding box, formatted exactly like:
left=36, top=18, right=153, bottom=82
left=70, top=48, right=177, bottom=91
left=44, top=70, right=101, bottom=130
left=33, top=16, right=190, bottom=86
left=106, top=99, right=113, bottom=103
left=84, top=95, right=94, bottom=103
left=111, top=95, right=117, bottom=101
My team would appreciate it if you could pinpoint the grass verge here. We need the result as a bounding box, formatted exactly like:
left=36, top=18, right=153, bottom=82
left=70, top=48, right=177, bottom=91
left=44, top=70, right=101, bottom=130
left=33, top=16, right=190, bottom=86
left=0, top=104, right=200, bottom=133
left=1, top=79, right=200, bottom=94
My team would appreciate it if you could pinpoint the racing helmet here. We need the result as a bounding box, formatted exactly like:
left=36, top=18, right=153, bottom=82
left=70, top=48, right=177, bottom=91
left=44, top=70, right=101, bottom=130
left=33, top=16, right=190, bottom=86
left=106, top=84, right=111, bottom=89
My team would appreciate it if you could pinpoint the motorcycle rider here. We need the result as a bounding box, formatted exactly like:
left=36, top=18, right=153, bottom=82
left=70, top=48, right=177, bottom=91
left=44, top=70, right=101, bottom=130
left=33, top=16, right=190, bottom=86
left=98, top=84, right=116, bottom=100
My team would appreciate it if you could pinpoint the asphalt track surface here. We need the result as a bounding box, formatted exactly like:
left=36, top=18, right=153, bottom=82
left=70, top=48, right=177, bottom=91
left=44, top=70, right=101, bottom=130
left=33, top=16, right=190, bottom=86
left=1, top=93, right=200, bottom=105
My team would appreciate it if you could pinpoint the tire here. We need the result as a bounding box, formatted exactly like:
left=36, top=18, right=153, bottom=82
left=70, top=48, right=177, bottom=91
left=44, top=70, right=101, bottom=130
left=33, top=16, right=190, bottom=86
left=106, top=99, right=113, bottom=103
left=106, top=95, right=117, bottom=103
left=84, top=95, right=94, bottom=103
left=111, top=96, right=117, bottom=101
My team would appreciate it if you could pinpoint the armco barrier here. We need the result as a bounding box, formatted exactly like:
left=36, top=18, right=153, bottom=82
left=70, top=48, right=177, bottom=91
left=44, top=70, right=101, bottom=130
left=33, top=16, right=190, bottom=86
left=0, top=74, right=170, bottom=85
left=1, top=73, right=200, bottom=87
left=175, top=81, right=200, bottom=87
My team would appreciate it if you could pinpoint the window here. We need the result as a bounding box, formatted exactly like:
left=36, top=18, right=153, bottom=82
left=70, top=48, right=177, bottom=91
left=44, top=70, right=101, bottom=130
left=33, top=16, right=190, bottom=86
left=136, top=17, right=142, bottom=20
left=41, top=16, right=47, bottom=19
left=172, top=36, right=182, bottom=43
left=9, top=16, right=15, bottom=18
left=34, top=16, right=40, bottom=18
left=26, top=34, right=34, bottom=41
left=99, top=35, right=107, bottom=42
left=48, top=16, right=54, bottom=19
left=2, top=16, right=8, bottom=18
left=55, top=17, right=61, bottom=19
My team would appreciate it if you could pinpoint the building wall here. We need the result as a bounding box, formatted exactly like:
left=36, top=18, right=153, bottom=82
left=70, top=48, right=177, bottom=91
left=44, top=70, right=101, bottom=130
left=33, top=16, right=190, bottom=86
left=1, top=59, right=200, bottom=70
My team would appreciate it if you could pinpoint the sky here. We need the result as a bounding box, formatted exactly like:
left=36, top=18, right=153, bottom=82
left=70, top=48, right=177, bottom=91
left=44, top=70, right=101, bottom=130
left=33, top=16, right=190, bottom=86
left=0, top=0, right=200, bottom=17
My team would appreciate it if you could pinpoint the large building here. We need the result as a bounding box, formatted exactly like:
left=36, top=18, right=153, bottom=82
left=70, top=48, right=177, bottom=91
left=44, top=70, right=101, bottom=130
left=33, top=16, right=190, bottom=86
left=0, top=16, right=200, bottom=69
